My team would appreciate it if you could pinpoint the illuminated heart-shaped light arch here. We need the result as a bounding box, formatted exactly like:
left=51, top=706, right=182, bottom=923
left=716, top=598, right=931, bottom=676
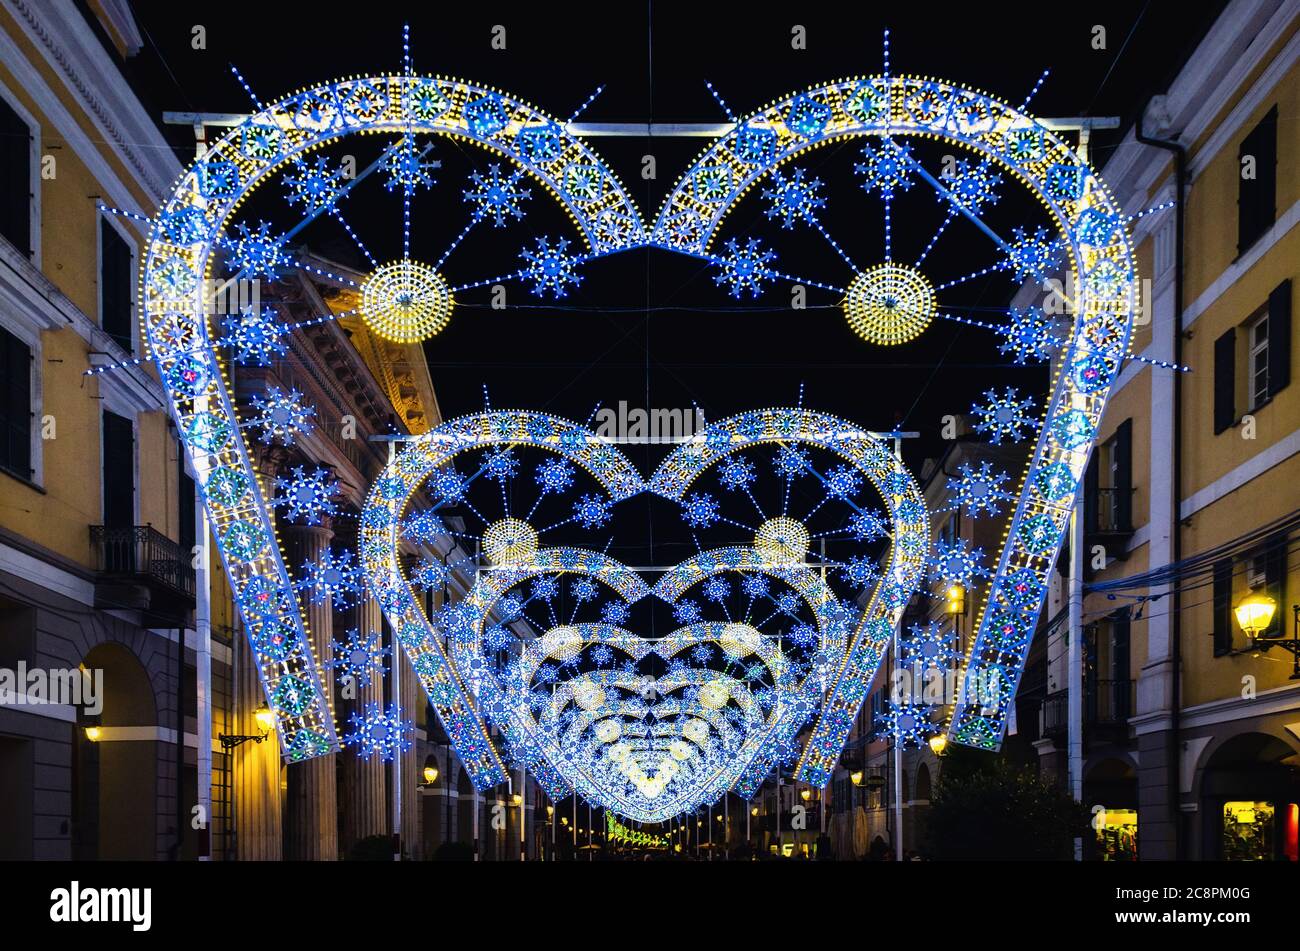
left=361, top=407, right=927, bottom=814
left=651, top=76, right=1137, bottom=757
left=139, top=78, right=645, bottom=760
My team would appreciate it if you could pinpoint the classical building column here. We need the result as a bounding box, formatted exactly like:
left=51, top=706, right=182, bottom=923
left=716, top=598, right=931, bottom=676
left=284, top=517, right=339, bottom=861
left=230, top=444, right=292, bottom=860
left=401, top=655, right=420, bottom=856
left=341, top=594, right=387, bottom=849
left=232, top=616, right=284, bottom=860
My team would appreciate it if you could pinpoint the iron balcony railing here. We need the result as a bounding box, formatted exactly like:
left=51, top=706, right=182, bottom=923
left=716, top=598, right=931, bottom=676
left=89, top=524, right=196, bottom=597
left=1039, top=679, right=1135, bottom=738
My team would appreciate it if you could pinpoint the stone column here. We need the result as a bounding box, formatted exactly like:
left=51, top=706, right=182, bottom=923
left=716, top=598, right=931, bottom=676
left=283, top=518, right=339, bottom=861
left=232, top=613, right=284, bottom=860
left=230, top=445, right=292, bottom=860
left=341, top=594, right=387, bottom=850
left=400, top=654, right=420, bottom=857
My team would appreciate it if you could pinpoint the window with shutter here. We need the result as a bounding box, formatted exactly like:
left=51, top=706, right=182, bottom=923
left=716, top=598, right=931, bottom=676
left=1212, top=559, right=1233, bottom=656
left=100, top=218, right=134, bottom=353
left=1237, top=105, right=1277, bottom=254
left=1267, top=279, right=1291, bottom=397
left=0, top=95, right=31, bottom=257
left=1213, top=328, right=1236, bottom=433
left=0, top=326, right=32, bottom=480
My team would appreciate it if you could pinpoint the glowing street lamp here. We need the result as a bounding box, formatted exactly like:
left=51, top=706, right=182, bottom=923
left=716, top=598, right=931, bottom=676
left=1234, top=594, right=1300, bottom=680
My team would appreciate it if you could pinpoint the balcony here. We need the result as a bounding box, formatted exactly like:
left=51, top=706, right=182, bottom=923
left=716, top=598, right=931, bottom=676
left=1085, top=487, right=1135, bottom=561
left=1038, top=679, right=1134, bottom=746
left=89, top=524, right=195, bottom=622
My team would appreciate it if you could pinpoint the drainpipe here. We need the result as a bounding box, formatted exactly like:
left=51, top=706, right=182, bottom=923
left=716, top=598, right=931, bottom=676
left=1136, top=99, right=1186, bottom=860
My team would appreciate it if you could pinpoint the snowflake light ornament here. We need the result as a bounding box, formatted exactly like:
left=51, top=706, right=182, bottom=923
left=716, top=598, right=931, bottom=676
left=841, top=554, right=879, bottom=589
left=999, top=305, right=1062, bottom=365
left=1006, top=226, right=1063, bottom=281
left=520, top=236, right=583, bottom=298
left=681, top=492, right=721, bottom=528
left=250, top=385, right=314, bottom=445
left=902, top=620, right=959, bottom=668
left=847, top=508, right=890, bottom=542
left=761, top=168, right=826, bottom=228
left=273, top=465, right=338, bottom=524
left=410, top=557, right=449, bottom=591
left=464, top=164, right=531, bottom=226
left=929, top=538, right=988, bottom=586
left=973, top=387, right=1037, bottom=444
left=326, top=628, right=389, bottom=688
left=718, top=456, right=757, bottom=492
left=535, top=458, right=575, bottom=494
left=713, top=237, right=776, bottom=298
left=855, top=140, right=915, bottom=198
left=224, top=220, right=285, bottom=280
left=383, top=137, right=438, bottom=191
left=221, top=306, right=287, bottom=366
left=945, top=460, right=1012, bottom=517
left=343, top=701, right=413, bottom=761
left=943, top=159, right=1001, bottom=212
left=876, top=702, right=933, bottom=748
left=284, top=156, right=343, bottom=211
left=299, top=548, right=362, bottom=608
left=573, top=493, right=612, bottom=529
left=402, top=510, right=447, bottom=544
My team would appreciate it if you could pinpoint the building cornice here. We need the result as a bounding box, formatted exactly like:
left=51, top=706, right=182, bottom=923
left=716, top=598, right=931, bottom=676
left=4, top=0, right=180, bottom=207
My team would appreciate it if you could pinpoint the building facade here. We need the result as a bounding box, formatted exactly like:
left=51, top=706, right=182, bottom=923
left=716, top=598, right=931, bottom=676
left=1023, top=0, right=1300, bottom=861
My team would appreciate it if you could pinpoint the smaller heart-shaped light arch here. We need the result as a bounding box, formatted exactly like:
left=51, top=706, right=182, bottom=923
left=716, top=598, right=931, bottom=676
left=360, top=411, right=643, bottom=789
left=648, top=408, right=928, bottom=787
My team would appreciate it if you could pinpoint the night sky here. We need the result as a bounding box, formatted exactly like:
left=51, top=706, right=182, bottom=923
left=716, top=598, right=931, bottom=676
left=120, top=0, right=1224, bottom=475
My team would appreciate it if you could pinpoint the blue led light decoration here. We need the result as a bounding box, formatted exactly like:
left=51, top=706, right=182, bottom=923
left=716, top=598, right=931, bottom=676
left=143, top=66, right=646, bottom=765
left=464, top=164, right=531, bottom=225
left=944, top=460, right=1012, bottom=517
left=648, top=71, right=1139, bottom=758
left=249, top=386, right=314, bottom=445
left=326, top=628, right=389, bottom=688
left=145, top=60, right=1138, bottom=772
left=273, top=466, right=338, bottom=525
left=343, top=702, right=414, bottom=761
left=220, top=306, right=287, bottom=366
left=972, top=387, right=1038, bottom=445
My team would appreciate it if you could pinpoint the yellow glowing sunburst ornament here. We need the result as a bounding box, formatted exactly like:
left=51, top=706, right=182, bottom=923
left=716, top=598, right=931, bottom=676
left=719, top=623, right=761, bottom=659
left=573, top=681, right=605, bottom=711
left=843, top=262, right=934, bottom=345
left=482, top=518, right=538, bottom=566
left=699, top=682, right=729, bottom=709
left=754, top=516, right=810, bottom=564
left=359, top=260, right=453, bottom=342
left=540, top=625, right=583, bottom=661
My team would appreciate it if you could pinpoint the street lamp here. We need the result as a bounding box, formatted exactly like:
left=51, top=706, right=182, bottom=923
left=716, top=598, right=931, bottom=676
left=218, top=704, right=274, bottom=752
left=944, top=584, right=966, bottom=615
left=850, top=770, right=864, bottom=787
left=928, top=734, right=948, bottom=756
left=419, top=755, right=439, bottom=787
left=84, top=725, right=103, bottom=742
left=1234, top=594, right=1300, bottom=679
left=800, top=788, right=812, bottom=802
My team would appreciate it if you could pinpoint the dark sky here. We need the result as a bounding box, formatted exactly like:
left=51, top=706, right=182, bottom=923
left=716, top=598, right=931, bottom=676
left=120, top=0, right=1225, bottom=472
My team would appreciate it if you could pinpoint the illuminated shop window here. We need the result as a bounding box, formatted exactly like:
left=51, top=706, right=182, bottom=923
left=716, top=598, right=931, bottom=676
left=1094, top=807, right=1137, bottom=861
left=1223, top=801, right=1273, bottom=861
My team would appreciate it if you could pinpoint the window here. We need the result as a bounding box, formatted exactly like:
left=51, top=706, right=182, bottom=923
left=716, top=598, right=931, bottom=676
left=0, top=92, right=32, bottom=257
left=1085, top=418, right=1132, bottom=535
left=1248, top=310, right=1270, bottom=409
left=1212, top=559, right=1233, bottom=656
left=0, top=325, right=32, bottom=481
left=1237, top=106, right=1277, bottom=254
left=1215, top=280, right=1291, bottom=431
left=100, top=217, right=134, bottom=353
left=101, top=410, right=134, bottom=529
